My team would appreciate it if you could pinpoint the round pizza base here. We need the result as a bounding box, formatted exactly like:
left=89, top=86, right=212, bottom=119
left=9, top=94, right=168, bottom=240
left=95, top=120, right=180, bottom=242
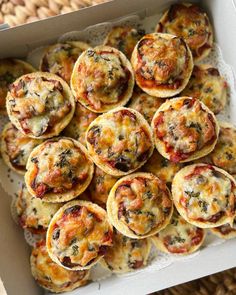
left=46, top=200, right=112, bottom=271
left=6, top=71, right=75, bottom=139
left=172, top=164, right=236, bottom=228
left=70, top=46, right=134, bottom=113
left=131, top=33, right=193, bottom=98
left=85, top=107, right=154, bottom=177
left=107, top=172, right=173, bottom=239
left=25, top=137, right=94, bottom=203
left=151, top=97, right=220, bottom=163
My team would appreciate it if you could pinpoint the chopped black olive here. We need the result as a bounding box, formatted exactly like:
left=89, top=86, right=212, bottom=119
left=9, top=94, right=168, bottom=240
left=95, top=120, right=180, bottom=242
left=198, top=199, right=208, bottom=213
left=114, top=155, right=131, bottom=172
left=31, top=157, right=39, bottom=164
left=185, top=190, right=200, bottom=198
left=64, top=205, right=81, bottom=215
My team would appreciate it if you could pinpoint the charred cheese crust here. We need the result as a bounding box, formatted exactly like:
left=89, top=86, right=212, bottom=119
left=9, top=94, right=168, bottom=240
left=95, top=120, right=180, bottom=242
left=143, top=149, right=184, bottom=184
left=151, top=210, right=205, bottom=255
left=46, top=200, right=113, bottom=270
left=6, top=72, right=75, bottom=139
left=63, top=102, right=98, bottom=146
left=25, top=137, right=94, bottom=203
left=182, top=65, right=227, bottom=114
left=210, top=122, right=236, bottom=174
left=16, top=185, right=61, bottom=232
left=86, top=107, right=154, bottom=176
left=128, top=87, right=164, bottom=124
left=0, top=59, right=35, bottom=114
left=103, top=26, right=144, bottom=59
left=172, top=164, right=236, bottom=228
left=131, top=33, right=193, bottom=98
left=40, top=41, right=89, bottom=84
left=151, top=97, right=219, bottom=163
left=70, top=46, right=134, bottom=113
left=156, top=3, right=213, bottom=62
left=31, top=240, right=90, bottom=293
left=1, top=122, right=43, bottom=175
left=101, top=229, right=151, bottom=273
left=107, top=172, right=173, bottom=239
left=88, top=166, right=118, bottom=207
left=210, top=219, right=236, bottom=239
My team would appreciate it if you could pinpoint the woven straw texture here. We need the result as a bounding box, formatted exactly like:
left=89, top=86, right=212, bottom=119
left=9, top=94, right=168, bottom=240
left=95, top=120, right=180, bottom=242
left=0, top=0, right=235, bottom=294
left=0, top=0, right=108, bottom=27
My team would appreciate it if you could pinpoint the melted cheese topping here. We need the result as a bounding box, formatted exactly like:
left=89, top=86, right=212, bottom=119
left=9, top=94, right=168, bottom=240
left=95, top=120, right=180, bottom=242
left=175, top=165, right=236, bottom=223
left=7, top=74, right=73, bottom=137
left=86, top=108, right=153, bottom=174
left=114, top=175, right=172, bottom=236
left=40, top=42, right=89, bottom=84
left=152, top=97, right=217, bottom=162
left=210, top=125, right=236, bottom=174
left=16, top=185, right=61, bottom=231
left=129, top=88, right=164, bottom=124
left=104, top=26, right=144, bottom=59
left=134, top=33, right=191, bottom=90
left=156, top=210, right=204, bottom=254
left=103, top=230, right=149, bottom=272
left=88, top=166, right=118, bottom=207
left=0, top=59, right=34, bottom=111
left=143, top=149, right=183, bottom=184
left=71, top=46, right=133, bottom=112
left=31, top=241, right=89, bottom=292
left=48, top=202, right=113, bottom=268
left=182, top=66, right=227, bottom=114
left=27, top=138, right=93, bottom=199
left=1, top=123, right=43, bottom=173
left=156, top=3, right=212, bottom=60
left=63, top=102, right=98, bottom=145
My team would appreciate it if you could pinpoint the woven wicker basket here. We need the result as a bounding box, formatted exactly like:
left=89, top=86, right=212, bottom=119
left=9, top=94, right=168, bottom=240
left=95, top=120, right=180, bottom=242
left=0, top=0, right=235, bottom=294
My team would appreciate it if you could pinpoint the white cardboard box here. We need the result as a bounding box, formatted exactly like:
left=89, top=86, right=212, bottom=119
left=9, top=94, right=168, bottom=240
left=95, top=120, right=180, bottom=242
left=0, top=1, right=236, bottom=294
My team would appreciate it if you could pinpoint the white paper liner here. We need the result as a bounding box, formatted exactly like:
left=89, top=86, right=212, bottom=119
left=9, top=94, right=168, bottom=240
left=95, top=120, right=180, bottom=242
left=0, top=13, right=235, bottom=285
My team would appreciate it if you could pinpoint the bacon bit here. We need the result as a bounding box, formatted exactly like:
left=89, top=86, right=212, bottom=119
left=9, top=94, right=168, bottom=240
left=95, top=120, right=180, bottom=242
left=197, top=211, right=224, bottom=223
left=180, top=196, right=188, bottom=208
left=223, top=81, right=228, bottom=88
left=131, top=260, right=143, bottom=269
left=33, top=183, right=49, bottom=198
left=119, top=109, right=136, bottom=121
left=191, top=228, right=204, bottom=245
left=184, top=165, right=212, bottom=180
left=98, top=245, right=108, bottom=256
left=216, top=224, right=235, bottom=236
left=118, top=203, right=125, bottom=219
left=102, top=231, right=113, bottom=245
left=61, top=256, right=79, bottom=268
left=154, top=113, right=164, bottom=126
left=169, top=151, right=189, bottom=163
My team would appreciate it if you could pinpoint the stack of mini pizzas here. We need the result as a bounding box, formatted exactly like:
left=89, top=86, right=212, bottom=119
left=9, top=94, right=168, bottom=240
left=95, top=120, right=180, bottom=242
left=0, top=2, right=235, bottom=293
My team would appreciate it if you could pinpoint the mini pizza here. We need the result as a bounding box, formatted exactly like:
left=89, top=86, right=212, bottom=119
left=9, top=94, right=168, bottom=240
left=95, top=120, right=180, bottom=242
left=70, top=46, right=134, bottom=113
left=63, top=102, right=98, bottom=146
left=31, top=240, right=90, bottom=293
left=128, top=87, right=164, bottom=124
left=151, top=97, right=219, bottom=163
left=25, top=137, right=94, bottom=203
left=210, top=219, right=236, bottom=239
left=182, top=65, right=227, bottom=114
left=107, top=172, right=173, bottom=239
left=102, top=229, right=151, bottom=273
left=143, top=149, right=184, bottom=185
left=131, top=33, right=193, bottom=98
left=46, top=200, right=113, bottom=270
left=1, top=122, right=43, bottom=175
left=40, top=41, right=90, bottom=84
left=210, top=122, right=236, bottom=175
left=103, top=26, right=144, bottom=59
left=172, top=164, right=236, bottom=228
left=151, top=210, right=206, bottom=255
left=88, top=166, right=118, bottom=207
left=16, top=185, right=61, bottom=233
left=6, top=72, right=75, bottom=139
left=156, top=3, right=213, bottom=62
left=0, top=58, right=35, bottom=113
left=86, top=107, right=154, bottom=176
